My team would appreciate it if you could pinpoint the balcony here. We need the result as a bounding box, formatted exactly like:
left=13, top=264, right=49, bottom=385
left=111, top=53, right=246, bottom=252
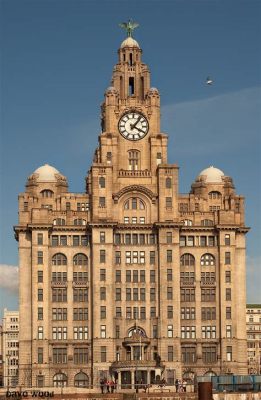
left=180, top=279, right=195, bottom=286
left=73, top=281, right=89, bottom=287
left=200, top=279, right=216, bottom=286
left=51, top=281, right=68, bottom=287
left=118, top=169, right=151, bottom=178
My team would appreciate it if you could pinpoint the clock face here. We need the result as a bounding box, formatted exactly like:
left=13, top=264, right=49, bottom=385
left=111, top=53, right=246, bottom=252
left=118, top=111, right=149, bottom=141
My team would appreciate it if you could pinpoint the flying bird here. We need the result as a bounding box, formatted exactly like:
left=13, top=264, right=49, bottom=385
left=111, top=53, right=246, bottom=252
left=206, top=77, right=213, bottom=85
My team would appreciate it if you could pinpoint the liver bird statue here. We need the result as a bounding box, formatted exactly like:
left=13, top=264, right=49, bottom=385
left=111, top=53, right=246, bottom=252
left=119, top=19, right=139, bottom=37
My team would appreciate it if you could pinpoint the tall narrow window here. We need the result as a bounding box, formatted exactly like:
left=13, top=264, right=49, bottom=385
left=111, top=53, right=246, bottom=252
left=129, top=77, right=134, bottom=95
left=128, top=150, right=139, bottom=170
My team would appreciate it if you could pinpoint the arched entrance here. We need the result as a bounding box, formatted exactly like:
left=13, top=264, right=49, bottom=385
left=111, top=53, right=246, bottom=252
left=74, top=372, right=89, bottom=387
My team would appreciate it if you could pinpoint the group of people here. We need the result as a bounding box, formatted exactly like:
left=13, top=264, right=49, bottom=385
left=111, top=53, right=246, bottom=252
left=175, top=378, right=187, bottom=392
left=100, top=378, right=116, bottom=394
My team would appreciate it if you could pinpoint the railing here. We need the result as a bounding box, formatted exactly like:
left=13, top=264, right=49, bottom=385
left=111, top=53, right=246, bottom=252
left=118, top=169, right=151, bottom=177
left=180, top=279, right=195, bottom=286
left=51, top=281, right=68, bottom=287
left=200, top=279, right=216, bottom=286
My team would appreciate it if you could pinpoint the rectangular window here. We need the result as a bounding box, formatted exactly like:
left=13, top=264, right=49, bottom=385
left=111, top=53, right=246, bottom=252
left=116, top=307, right=122, bottom=318
left=116, top=288, right=121, bottom=301
left=100, top=232, right=106, bottom=243
left=225, top=234, right=231, bottom=245
left=100, top=250, right=106, bottom=263
left=133, top=251, right=138, bottom=263
left=187, top=236, right=194, bottom=246
left=140, top=217, right=145, bottom=224
left=38, top=271, right=43, bottom=283
left=166, top=232, right=172, bottom=244
left=101, top=346, right=106, bottom=362
left=60, top=235, right=67, bottom=246
left=81, top=235, right=88, bottom=245
left=140, top=307, right=146, bottom=319
left=167, top=250, right=172, bottom=262
left=200, top=236, right=207, bottom=247
left=124, top=217, right=129, bottom=224
left=132, top=217, right=137, bottom=224
left=126, top=251, right=131, bottom=264
left=73, top=326, right=88, bottom=340
left=38, top=307, right=43, bottom=320
left=225, top=252, right=231, bottom=265
left=66, top=202, right=70, bottom=210
left=167, top=306, right=173, bottom=319
left=133, top=270, right=138, bottom=283
left=116, top=325, right=120, bottom=339
left=132, top=233, right=138, bottom=245
left=115, top=270, right=121, bottom=283
left=153, top=325, right=158, bottom=338
left=51, top=235, right=59, bottom=247
left=139, top=234, right=145, bottom=244
left=37, top=251, right=43, bottom=265
left=74, top=347, right=88, bottom=364
left=225, top=271, right=231, bottom=283
left=140, top=288, right=146, bottom=301
left=202, top=307, right=216, bottom=320
left=167, top=269, right=172, bottom=281
left=99, top=197, right=106, bottom=207
left=226, top=288, right=231, bottom=301
left=100, top=325, right=106, bottom=338
left=166, top=197, right=172, bottom=208
left=150, top=251, right=156, bottom=265
left=73, top=308, right=88, bottom=321
left=140, top=270, right=145, bottom=282
left=167, top=325, right=173, bottom=338
left=100, top=287, right=106, bottom=300
left=201, top=288, right=216, bottom=302
left=226, top=346, right=232, bottom=362
left=53, top=348, right=67, bottom=364
left=181, top=288, right=195, bottom=302
left=38, top=347, right=43, bottom=364
left=100, top=269, right=106, bottom=281
left=114, top=233, right=121, bottom=245
left=180, top=236, right=186, bottom=246
left=202, top=346, right=217, bottom=364
left=150, top=307, right=156, bottom=318
left=125, top=234, right=131, bottom=244
left=168, top=346, right=174, bottom=362
left=133, top=288, right=138, bottom=301
left=52, top=288, right=67, bottom=302
left=115, top=251, right=121, bottom=264
left=150, top=288, right=156, bottom=301
left=52, top=326, right=67, bottom=340
left=52, top=308, right=67, bottom=321
left=73, top=288, right=88, bottom=302
left=133, top=307, right=139, bottom=319
left=208, top=236, right=215, bottom=246
left=24, top=202, right=28, bottom=211
left=38, top=289, right=43, bottom=302
left=150, top=270, right=156, bottom=283
left=126, top=270, right=131, bottom=282
left=226, top=325, right=232, bottom=338
left=182, top=347, right=196, bottom=364
left=100, top=306, right=106, bottom=319
left=140, top=251, right=145, bottom=263
left=126, top=307, right=132, bottom=319
left=226, top=307, right=232, bottom=319
left=38, top=326, right=43, bottom=340
left=167, top=287, right=173, bottom=300
left=37, top=233, right=43, bottom=245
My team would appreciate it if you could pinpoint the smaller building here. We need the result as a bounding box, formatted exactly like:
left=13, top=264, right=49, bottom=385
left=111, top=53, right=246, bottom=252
left=0, top=325, right=3, bottom=387
left=246, top=304, right=261, bottom=374
left=2, top=309, right=19, bottom=388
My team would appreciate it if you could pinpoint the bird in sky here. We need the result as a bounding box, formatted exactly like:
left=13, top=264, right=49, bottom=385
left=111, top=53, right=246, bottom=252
left=206, top=76, right=213, bottom=85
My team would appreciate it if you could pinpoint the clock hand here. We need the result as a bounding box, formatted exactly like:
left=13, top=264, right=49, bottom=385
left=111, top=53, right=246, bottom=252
left=134, top=126, right=145, bottom=134
left=130, top=116, right=141, bottom=130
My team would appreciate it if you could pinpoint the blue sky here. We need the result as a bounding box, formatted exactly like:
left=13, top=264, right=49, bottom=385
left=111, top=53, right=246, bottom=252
left=0, top=0, right=260, bottom=317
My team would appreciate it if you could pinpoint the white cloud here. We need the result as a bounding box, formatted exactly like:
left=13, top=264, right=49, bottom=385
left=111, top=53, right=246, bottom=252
left=246, top=256, right=261, bottom=303
left=0, top=264, right=19, bottom=293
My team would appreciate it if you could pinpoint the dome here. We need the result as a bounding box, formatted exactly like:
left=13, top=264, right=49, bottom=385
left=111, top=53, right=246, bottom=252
left=197, top=166, right=225, bottom=183
left=32, top=164, right=63, bottom=182
left=120, top=37, right=140, bottom=49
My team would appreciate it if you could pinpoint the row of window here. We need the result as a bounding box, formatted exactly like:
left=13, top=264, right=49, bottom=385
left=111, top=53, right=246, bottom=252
left=114, top=233, right=156, bottom=245
left=51, top=235, right=89, bottom=247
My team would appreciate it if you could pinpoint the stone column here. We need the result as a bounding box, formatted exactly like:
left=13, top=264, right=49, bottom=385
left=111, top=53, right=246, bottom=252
left=118, top=372, right=121, bottom=389
left=131, top=370, right=135, bottom=390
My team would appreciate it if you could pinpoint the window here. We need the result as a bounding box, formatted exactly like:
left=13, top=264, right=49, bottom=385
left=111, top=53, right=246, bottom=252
left=52, top=326, right=67, bottom=340
left=181, top=326, right=196, bottom=339
left=115, top=251, right=121, bottom=264
left=201, top=219, right=214, bottom=227
left=24, top=202, right=28, bottom=211
left=150, top=270, right=155, bottom=283
left=100, top=325, right=106, bottom=338
left=140, top=307, right=146, bottom=319
left=167, top=306, right=173, bottom=319
left=106, top=152, right=112, bottom=163
left=101, top=346, right=106, bottom=362
left=167, top=269, right=172, bottom=281
left=182, top=347, right=196, bottom=364
left=74, top=348, right=88, bottom=364
left=115, top=288, right=121, bottom=301
left=100, top=232, right=106, bottom=243
left=166, top=177, right=172, bottom=188
left=60, top=235, right=67, bottom=246
left=52, top=308, right=67, bottom=321
left=140, top=288, right=145, bottom=301
left=187, top=236, right=194, bottom=246
left=180, top=236, right=186, bottom=246
left=99, top=197, right=106, bottom=208
left=100, top=250, right=106, bottom=263
left=150, top=251, right=156, bottom=264
left=140, top=251, right=145, bottom=263
left=202, top=307, right=216, bottom=321
left=150, top=307, right=156, bottom=318
left=201, top=254, right=215, bottom=266
left=116, top=307, right=122, bottom=318
left=73, top=327, right=88, bottom=340
left=133, top=288, right=138, bottom=301
left=167, top=250, right=172, bottom=262
left=52, top=253, right=67, bottom=266
left=226, top=325, right=232, bottom=338
left=225, top=234, right=230, bottom=245
left=126, top=307, right=132, bottom=319
left=37, top=251, right=43, bottom=265
left=38, top=347, right=43, bottom=364
left=225, top=252, right=231, bottom=265
left=166, top=232, right=172, bottom=244
left=52, top=288, right=67, bottom=302
left=201, top=288, right=216, bottom=302
left=153, top=325, right=158, bottom=338
left=124, top=217, right=129, bottom=224
left=150, top=288, right=156, bottom=301
left=181, top=307, right=195, bottom=320
left=128, top=150, right=139, bottom=170
left=125, top=234, right=131, bottom=245
left=181, top=288, right=195, bottom=302
left=73, top=308, right=88, bottom=321
left=166, top=197, right=172, bottom=208
left=126, top=270, right=131, bottom=282
left=226, top=288, right=231, bottom=301
left=38, top=307, right=43, bottom=320
left=167, top=287, right=173, bottom=300
left=115, top=270, right=121, bottom=283
left=37, top=233, right=43, bottom=245
left=41, top=189, right=53, bottom=198
left=116, top=325, right=120, bottom=339
left=52, top=236, right=59, bottom=246
left=100, top=306, right=106, bottom=319
left=226, top=346, right=232, bottom=362
left=38, top=326, right=43, bottom=340
left=226, top=307, right=232, bottom=319
left=225, top=271, right=231, bottom=283
left=73, top=272, right=88, bottom=282
left=200, top=236, right=207, bottom=247
left=140, top=270, right=145, bottom=282
left=73, top=253, right=88, bottom=266
left=99, top=177, right=106, bottom=188
left=38, top=289, right=43, bottom=301
left=183, top=219, right=192, bottom=226
left=53, top=348, right=67, bottom=364
left=179, top=203, right=188, bottom=212
left=168, top=346, right=174, bottom=362
left=126, top=251, right=131, bottom=264
left=38, top=271, right=43, bottom=283
left=133, top=270, right=138, bottom=282
left=167, top=324, right=173, bottom=338
left=180, top=253, right=195, bottom=266
left=202, top=326, right=216, bottom=339
left=73, top=288, right=88, bottom=302
left=66, top=202, right=71, bottom=211
left=54, top=218, right=66, bottom=226
left=74, top=218, right=86, bottom=226
left=202, top=346, right=217, bottom=363
left=114, top=233, right=121, bottom=245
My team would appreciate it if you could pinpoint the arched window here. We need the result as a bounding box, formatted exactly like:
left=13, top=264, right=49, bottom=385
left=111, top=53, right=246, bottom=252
left=52, top=253, right=67, bottom=266
left=128, top=327, right=146, bottom=337
left=166, top=178, right=172, bottom=189
left=53, top=373, right=67, bottom=387
left=99, top=177, right=105, bottom=188
left=182, top=219, right=193, bottom=226
left=208, top=191, right=221, bottom=199
left=41, top=190, right=54, bottom=198
left=74, top=372, right=89, bottom=388
left=201, top=219, right=214, bottom=227
left=180, top=254, right=195, bottom=266
left=201, top=253, right=215, bottom=266
left=128, top=150, right=140, bottom=170
left=74, top=219, right=86, bottom=226
left=53, top=218, right=66, bottom=226
left=123, top=198, right=145, bottom=211
left=73, top=253, right=88, bottom=266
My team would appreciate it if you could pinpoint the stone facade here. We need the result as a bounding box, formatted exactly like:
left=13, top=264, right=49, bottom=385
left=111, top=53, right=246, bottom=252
left=2, top=309, right=19, bottom=388
left=15, top=33, right=249, bottom=389
left=246, top=304, right=261, bottom=374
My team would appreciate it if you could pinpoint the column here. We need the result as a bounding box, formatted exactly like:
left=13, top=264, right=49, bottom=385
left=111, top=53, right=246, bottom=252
left=118, top=372, right=121, bottom=390
left=131, top=370, right=135, bottom=390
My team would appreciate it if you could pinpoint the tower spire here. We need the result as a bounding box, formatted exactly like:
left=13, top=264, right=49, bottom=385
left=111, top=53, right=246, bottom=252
left=119, top=19, right=139, bottom=38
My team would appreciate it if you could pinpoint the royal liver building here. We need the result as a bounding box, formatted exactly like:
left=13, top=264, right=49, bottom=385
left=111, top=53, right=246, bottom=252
left=16, top=25, right=249, bottom=389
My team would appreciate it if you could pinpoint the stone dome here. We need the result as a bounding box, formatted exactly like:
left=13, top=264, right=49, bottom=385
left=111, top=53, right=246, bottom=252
left=120, top=37, right=140, bottom=49
left=197, top=166, right=225, bottom=183
left=27, top=164, right=67, bottom=185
